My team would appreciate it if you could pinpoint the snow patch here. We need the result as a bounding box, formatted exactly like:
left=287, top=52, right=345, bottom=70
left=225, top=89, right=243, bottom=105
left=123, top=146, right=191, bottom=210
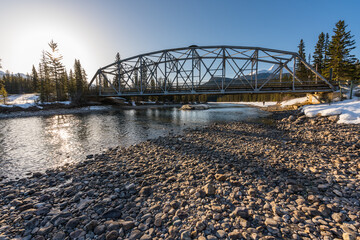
left=302, top=99, right=360, bottom=124
left=209, top=102, right=277, bottom=107
left=281, top=97, right=308, bottom=107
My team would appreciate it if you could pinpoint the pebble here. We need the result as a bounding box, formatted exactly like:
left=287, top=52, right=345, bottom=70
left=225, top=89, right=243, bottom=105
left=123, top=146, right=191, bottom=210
left=0, top=112, right=359, bottom=240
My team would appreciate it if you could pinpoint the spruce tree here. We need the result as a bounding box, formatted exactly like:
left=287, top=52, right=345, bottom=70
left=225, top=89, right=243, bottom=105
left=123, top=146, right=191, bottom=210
left=0, top=84, right=7, bottom=104
left=324, top=33, right=330, bottom=66
left=313, top=32, right=325, bottom=74
left=39, top=51, right=52, bottom=102
left=326, top=20, right=357, bottom=81
left=73, top=59, right=87, bottom=104
left=296, top=39, right=308, bottom=80
left=31, top=65, right=39, bottom=92
left=46, top=40, right=65, bottom=100
left=113, top=52, right=121, bottom=90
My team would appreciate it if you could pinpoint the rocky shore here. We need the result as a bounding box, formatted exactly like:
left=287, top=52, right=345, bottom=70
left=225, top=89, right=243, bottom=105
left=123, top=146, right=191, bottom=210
left=0, top=111, right=359, bottom=240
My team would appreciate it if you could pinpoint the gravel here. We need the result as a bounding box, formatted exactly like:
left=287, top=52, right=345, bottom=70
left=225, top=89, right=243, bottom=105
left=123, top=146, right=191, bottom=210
left=0, top=111, right=359, bottom=239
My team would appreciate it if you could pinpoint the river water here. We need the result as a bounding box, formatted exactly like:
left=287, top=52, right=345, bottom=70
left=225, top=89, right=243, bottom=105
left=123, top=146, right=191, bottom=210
left=0, top=105, right=270, bottom=180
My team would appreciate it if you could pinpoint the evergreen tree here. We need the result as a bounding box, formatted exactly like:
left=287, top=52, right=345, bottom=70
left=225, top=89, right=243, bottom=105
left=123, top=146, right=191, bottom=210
left=60, top=70, right=69, bottom=100
left=324, top=33, right=330, bottom=66
left=113, top=52, right=121, bottom=90
left=326, top=20, right=357, bottom=81
left=39, top=51, right=52, bottom=102
left=31, top=65, right=39, bottom=92
left=0, top=59, right=7, bottom=103
left=0, top=84, right=7, bottom=104
left=46, top=40, right=65, bottom=100
left=68, top=69, right=76, bottom=99
left=73, top=59, right=87, bottom=103
left=296, top=39, right=308, bottom=80
left=313, top=32, right=325, bottom=74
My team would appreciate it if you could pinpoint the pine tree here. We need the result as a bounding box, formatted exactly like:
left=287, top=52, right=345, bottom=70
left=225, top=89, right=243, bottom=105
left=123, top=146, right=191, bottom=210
left=31, top=65, right=39, bottom=92
left=0, top=60, right=7, bottom=103
left=313, top=32, right=325, bottom=74
left=60, top=70, right=69, bottom=100
left=324, top=33, right=330, bottom=67
left=296, top=39, right=308, bottom=80
left=46, top=40, right=65, bottom=100
left=68, top=69, right=76, bottom=100
left=0, top=84, right=7, bottom=104
left=39, top=51, right=52, bottom=102
left=113, top=52, right=122, bottom=91
left=326, top=20, right=357, bottom=81
left=73, top=59, right=87, bottom=104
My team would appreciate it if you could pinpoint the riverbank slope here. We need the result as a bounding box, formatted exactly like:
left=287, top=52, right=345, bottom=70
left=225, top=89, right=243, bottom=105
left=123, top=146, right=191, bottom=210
left=0, top=111, right=359, bottom=239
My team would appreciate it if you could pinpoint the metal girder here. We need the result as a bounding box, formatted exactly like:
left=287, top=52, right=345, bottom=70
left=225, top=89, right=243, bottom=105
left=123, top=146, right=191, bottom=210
left=88, top=46, right=336, bottom=97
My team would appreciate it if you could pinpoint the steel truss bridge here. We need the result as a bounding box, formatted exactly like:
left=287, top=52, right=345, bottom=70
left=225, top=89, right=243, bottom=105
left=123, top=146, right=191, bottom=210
left=88, top=45, right=336, bottom=97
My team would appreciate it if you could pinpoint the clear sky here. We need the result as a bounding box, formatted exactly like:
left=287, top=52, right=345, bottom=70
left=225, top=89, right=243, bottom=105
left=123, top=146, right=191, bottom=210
left=1, top=0, right=359, bottom=80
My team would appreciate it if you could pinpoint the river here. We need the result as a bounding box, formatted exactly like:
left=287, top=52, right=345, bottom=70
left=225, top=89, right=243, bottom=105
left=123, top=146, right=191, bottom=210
left=0, top=104, right=270, bottom=180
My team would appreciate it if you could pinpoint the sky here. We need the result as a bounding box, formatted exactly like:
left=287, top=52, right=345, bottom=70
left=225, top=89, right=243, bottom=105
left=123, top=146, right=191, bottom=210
left=1, top=0, right=360, bottom=80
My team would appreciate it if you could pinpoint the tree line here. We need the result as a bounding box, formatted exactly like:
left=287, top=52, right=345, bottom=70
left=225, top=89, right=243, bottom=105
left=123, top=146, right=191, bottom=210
left=35, top=40, right=88, bottom=103
left=0, top=40, right=88, bottom=104
left=296, top=20, right=359, bottom=83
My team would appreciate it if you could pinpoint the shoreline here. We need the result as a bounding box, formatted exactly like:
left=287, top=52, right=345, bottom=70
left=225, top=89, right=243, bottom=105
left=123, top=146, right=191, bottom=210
left=0, top=104, right=186, bottom=119
left=0, top=103, right=261, bottom=119
left=0, top=111, right=359, bottom=239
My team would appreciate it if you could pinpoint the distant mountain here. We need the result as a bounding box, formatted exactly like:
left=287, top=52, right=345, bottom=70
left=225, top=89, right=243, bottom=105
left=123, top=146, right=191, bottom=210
left=0, top=70, right=29, bottom=79
left=202, top=70, right=292, bottom=88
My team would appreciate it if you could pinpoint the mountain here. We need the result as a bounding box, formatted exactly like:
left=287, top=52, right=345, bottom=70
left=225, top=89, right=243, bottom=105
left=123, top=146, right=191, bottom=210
left=0, top=70, right=29, bottom=79
left=250, top=64, right=293, bottom=76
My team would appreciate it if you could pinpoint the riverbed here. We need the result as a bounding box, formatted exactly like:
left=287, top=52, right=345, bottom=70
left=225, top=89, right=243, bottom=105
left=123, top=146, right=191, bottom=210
left=0, top=104, right=270, bottom=180
left=0, top=112, right=359, bottom=239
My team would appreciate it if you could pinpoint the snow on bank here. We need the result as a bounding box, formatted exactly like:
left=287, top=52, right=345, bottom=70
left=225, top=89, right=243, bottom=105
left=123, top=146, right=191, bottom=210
left=208, top=102, right=277, bottom=107
left=1, top=94, right=73, bottom=109
left=1, top=94, right=40, bottom=108
left=280, top=97, right=308, bottom=107
left=6, top=94, right=39, bottom=105
left=302, top=99, right=360, bottom=124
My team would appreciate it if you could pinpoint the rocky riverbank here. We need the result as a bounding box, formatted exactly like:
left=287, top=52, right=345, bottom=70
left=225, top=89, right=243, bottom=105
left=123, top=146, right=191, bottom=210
left=0, top=111, right=359, bottom=240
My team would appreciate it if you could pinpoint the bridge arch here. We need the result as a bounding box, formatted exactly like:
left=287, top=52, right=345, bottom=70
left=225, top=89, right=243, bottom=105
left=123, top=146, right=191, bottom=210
left=88, top=45, right=335, bottom=97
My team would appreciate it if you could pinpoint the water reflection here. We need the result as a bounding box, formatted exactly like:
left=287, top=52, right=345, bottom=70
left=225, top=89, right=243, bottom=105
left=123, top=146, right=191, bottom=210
left=0, top=106, right=269, bottom=179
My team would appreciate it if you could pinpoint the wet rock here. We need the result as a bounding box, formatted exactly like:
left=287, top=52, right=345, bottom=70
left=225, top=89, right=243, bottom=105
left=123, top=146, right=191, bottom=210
left=216, top=230, right=227, bottom=239
left=181, top=230, right=191, bottom=240
left=232, top=207, right=249, bottom=218
left=139, top=186, right=152, bottom=196
left=102, top=209, right=122, bottom=219
left=203, top=183, right=216, bottom=195
left=85, top=220, right=98, bottom=231
left=105, top=230, right=119, bottom=240
left=215, top=174, right=227, bottom=181
left=195, top=221, right=206, bottom=231
left=65, top=218, right=80, bottom=229
left=52, top=231, right=66, bottom=240
left=342, top=232, right=356, bottom=240
left=154, top=217, right=162, bottom=227
left=94, top=225, right=106, bottom=235
left=265, top=218, right=278, bottom=226
left=228, top=230, right=241, bottom=239
left=140, top=234, right=152, bottom=240
left=129, top=229, right=143, bottom=240
left=69, top=229, right=86, bottom=239
left=332, top=212, right=346, bottom=223
left=121, top=220, right=135, bottom=231
left=38, top=225, right=53, bottom=235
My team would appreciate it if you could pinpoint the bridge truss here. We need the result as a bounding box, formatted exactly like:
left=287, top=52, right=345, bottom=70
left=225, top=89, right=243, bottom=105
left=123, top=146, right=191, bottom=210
left=89, top=46, right=335, bottom=97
